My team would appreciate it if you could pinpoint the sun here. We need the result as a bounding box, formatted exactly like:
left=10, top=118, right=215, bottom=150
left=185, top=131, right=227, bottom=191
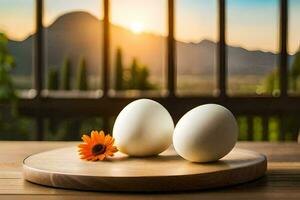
left=130, top=22, right=144, bottom=34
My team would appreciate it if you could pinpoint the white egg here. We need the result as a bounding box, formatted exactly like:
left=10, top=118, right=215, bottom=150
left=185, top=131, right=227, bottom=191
left=173, top=104, right=238, bottom=162
left=113, top=99, right=174, bottom=157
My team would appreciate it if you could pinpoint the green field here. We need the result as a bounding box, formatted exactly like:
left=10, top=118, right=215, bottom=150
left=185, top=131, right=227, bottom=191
left=11, top=74, right=281, bottom=97
left=3, top=74, right=298, bottom=141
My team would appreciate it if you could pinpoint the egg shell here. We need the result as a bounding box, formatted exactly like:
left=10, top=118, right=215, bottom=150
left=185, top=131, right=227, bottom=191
left=173, top=104, right=238, bottom=162
left=113, top=99, right=174, bottom=157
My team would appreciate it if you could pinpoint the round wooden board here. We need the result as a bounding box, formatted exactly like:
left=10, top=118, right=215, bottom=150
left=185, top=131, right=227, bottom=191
left=23, top=147, right=267, bottom=192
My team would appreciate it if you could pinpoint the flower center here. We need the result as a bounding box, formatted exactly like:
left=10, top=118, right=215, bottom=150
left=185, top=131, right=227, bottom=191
left=92, top=144, right=106, bottom=155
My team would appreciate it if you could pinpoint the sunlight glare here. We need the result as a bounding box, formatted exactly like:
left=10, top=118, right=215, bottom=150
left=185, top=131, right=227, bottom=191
left=130, top=22, right=144, bottom=34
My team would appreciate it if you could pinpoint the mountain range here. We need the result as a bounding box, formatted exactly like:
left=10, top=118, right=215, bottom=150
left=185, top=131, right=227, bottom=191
left=7, top=11, right=287, bottom=78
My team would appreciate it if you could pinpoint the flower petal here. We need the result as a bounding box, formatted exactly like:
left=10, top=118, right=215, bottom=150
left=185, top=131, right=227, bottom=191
left=79, top=151, right=92, bottom=155
left=98, top=154, right=106, bottom=160
left=104, top=134, right=113, bottom=145
left=81, top=135, right=91, bottom=144
left=105, top=151, right=114, bottom=156
left=91, top=131, right=99, bottom=142
left=99, top=131, right=105, bottom=143
left=78, top=143, right=89, bottom=148
left=106, top=138, right=115, bottom=146
left=92, top=156, right=99, bottom=161
left=107, top=145, right=118, bottom=153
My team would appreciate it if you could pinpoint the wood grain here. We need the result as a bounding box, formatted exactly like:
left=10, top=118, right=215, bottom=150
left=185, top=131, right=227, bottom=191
left=0, top=142, right=299, bottom=200
left=23, top=147, right=266, bottom=192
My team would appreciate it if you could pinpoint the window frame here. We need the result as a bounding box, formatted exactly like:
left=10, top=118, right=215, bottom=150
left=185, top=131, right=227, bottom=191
left=12, top=0, right=295, bottom=141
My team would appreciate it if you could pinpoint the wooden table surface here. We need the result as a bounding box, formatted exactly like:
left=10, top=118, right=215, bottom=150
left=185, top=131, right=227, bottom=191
left=0, top=141, right=299, bottom=200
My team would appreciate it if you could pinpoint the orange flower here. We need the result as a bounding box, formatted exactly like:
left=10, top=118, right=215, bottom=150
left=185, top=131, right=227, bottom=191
left=78, top=130, right=118, bottom=161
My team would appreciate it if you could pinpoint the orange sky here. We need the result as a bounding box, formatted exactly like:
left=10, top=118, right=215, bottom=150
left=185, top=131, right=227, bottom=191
left=0, top=0, right=299, bottom=54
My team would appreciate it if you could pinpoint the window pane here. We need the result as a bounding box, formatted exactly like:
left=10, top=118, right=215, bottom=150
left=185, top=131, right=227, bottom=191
left=227, top=0, right=279, bottom=96
left=288, top=0, right=300, bottom=95
left=175, top=0, right=218, bottom=96
left=0, top=115, right=36, bottom=140
left=0, top=0, right=35, bottom=90
left=110, top=0, right=167, bottom=95
left=44, top=0, right=103, bottom=91
left=44, top=117, right=104, bottom=141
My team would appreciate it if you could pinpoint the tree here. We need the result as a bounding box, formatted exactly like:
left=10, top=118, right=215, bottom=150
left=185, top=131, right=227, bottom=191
left=0, top=33, right=17, bottom=101
left=290, top=49, right=300, bottom=91
left=47, top=68, right=59, bottom=90
left=115, top=48, right=124, bottom=90
left=129, top=58, right=139, bottom=89
left=0, top=33, right=33, bottom=140
left=137, top=65, right=151, bottom=90
left=61, top=57, right=71, bottom=90
left=264, top=68, right=279, bottom=95
left=76, top=57, right=88, bottom=91
left=126, top=57, right=155, bottom=90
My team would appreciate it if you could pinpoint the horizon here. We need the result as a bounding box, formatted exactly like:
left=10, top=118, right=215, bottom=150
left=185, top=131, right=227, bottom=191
left=2, top=10, right=297, bottom=56
left=0, top=0, right=299, bottom=54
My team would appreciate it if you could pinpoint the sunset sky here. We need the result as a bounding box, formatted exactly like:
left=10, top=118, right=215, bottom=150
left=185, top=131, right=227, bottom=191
left=0, top=0, right=299, bottom=54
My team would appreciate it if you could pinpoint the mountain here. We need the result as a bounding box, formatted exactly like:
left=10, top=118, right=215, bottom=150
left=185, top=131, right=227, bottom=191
left=8, top=11, right=282, bottom=78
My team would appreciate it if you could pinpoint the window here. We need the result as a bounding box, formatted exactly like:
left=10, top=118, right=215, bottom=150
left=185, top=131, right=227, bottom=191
left=0, top=0, right=299, bottom=141
left=44, top=0, right=103, bottom=92
left=0, top=0, right=35, bottom=91
left=288, top=0, right=300, bottom=94
left=227, top=0, right=279, bottom=96
left=175, top=0, right=218, bottom=96
left=110, top=0, right=167, bottom=95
